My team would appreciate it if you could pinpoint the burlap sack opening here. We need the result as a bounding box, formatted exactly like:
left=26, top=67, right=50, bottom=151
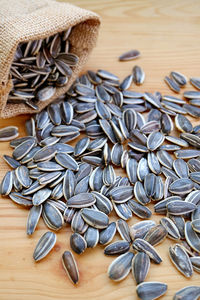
left=0, top=0, right=100, bottom=119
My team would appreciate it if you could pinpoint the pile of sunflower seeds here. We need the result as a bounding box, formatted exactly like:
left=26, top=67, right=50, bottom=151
left=8, top=27, right=79, bottom=110
left=1, top=64, right=200, bottom=300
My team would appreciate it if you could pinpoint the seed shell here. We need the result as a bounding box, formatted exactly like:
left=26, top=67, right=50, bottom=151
left=62, top=251, right=79, bottom=284
left=107, top=252, right=134, bottom=281
left=136, top=282, right=168, bottom=300
left=33, top=231, right=56, bottom=261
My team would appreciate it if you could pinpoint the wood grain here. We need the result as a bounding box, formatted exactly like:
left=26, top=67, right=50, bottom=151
left=0, top=0, right=200, bottom=299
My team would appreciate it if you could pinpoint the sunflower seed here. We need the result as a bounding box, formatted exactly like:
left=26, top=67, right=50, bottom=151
left=144, top=224, right=167, bottom=246
left=175, top=114, right=193, bottom=133
left=144, top=173, right=156, bottom=198
left=0, top=126, right=19, bottom=141
left=190, top=256, right=200, bottom=273
left=43, top=202, right=64, bottom=230
left=147, top=152, right=161, bottom=174
left=9, top=192, right=32, bottom=206
left=147, top=109, right=162, bottom=122
left=134, top=181, right=150, bottom=205
left=136, top=282, right=167, bottom=300
left=164, top=76, right=180, bottom=92
left=161, top=113, right=174, bottom=135
left=119, top=74, right=133, bottom=90
left=67, top=193, right=96, bottom=208
left=113, top=202, right=132, bottom=220
left=170, top=71, right=187, bottom=86
left=162, top=95, right=186, bottom=104
left=109, top=186, right=133, bottom=203
left=130, top=220, right=156, bottom=240
left=169, top=244, right=193, bottom=277
left=132, top=252, right=150, bottom=284
left=0, top=171, right=14, bottom=195
left=191, top=219, right=200, bottom=233
left=70, top=233, right=87, bottom=254
left=81, top=208, right=109, bottom=229
left=84, top=227, right=99, bottom=248
left=173, top=158, right=189, bottom=178
left=140, top=120, right=160, bottom=134
left=3, top=155, right=21, bottom=169
left=185, top=190, right=200, bottom=205
left=132, top=238, right=162, bottom=264
left=132, top=65, right=145, bottom=85
left=147, top=132, right=165, bottom=151
left=183, top=104, right=200, bottom=118
left=13, top=137, right=36, bottom=160
left=137, top=158, right=150, bottom=181
left=185, top=221, right=200, bottom=253
left=173, top=286, right=200, bottom=300
left=144, top=92, right=161, bottom=108
left=62, top=250, right=79, bottom=284
left=119, top=49, right=140, bottom=61
left=33, top=231, right=56, bottom=261
left=107, top=252, right=134, bottom=281
left=169, top=178, right=194, bottom=195
left=104, top=240, right=130, bottom=255
left=33, top=145, right=56, bottom=162
left=32, top=188, right=51, bottom=206
left=128, top=199, right=152, bottom=219
left=27, top=205, right=42, bottom=235
left=55, top=153, right=79, bottom=171
left=175, top=149, right=200, bottom=159
left=71, top=210, right=86, bottom=234
left=160, top=217, right=180, bottom=240
left=157, top=150, right=173, bottom=169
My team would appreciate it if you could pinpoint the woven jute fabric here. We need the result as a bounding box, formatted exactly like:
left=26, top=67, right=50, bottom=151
left=0, top=0, right=100, bottom=118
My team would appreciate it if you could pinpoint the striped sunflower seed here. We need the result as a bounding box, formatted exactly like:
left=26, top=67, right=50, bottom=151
left=119, top=49, right=140, bottom=61
left=173, top=286, right=200, bottom=300
left=43, top=202, right=64, bottom=231
left=185, top=221, right=200, bottom=253
left=170, top=71, right=187, bottom=87
left=81, top=208, right=109, bottom=229
left=26, top=205, right=42, bottom=235
left=169, top=178, right=194, bottom=195
left=0, top=170, right=14, bottom=196
left=160, top=217, right=180, bottom=240
left=107, top=252, right=134, bottom=281
left=132, top=252, right=150, bottom=284
left=62, top=251, right=79, bottom=284
left=190, top=256, right=200, bottom=273
left=70, top=233, right=87, bottom=254
left=130, top=220, right=156, bottom=240
left=67, top=193, right=96, bottom=208
left=116, top=219, right=131, bottom=242
left=104, top=240, right=130, bottom=255
left=84, top=227, right=99, bottom=248
left=144, top=224, right=167, bottom=246
left=33, top=231, right=56, bottom=261
left=191, top=219, right=200, bottom=233
left=132, top=238, right=162, bottom=264
left=99, top=222, right=116, bottom=245
left=136, top=282, right=167, bottom=300
left=175, top=114, right=193, bottom=133
left=132, top=65, right=145, bottom=85
left=0, top=126, right=19, bottom=141
left=169, top=244, right=193, bottom=277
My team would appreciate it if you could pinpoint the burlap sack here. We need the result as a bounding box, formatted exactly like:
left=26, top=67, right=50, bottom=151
left=0, top=0, right=100, bottom=118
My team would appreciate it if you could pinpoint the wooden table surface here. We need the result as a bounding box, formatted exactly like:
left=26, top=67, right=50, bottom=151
left=0, top=0, right=200, bottom=299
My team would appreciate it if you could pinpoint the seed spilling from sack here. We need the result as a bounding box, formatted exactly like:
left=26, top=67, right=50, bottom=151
left=8, top=29, right=79, bottom=110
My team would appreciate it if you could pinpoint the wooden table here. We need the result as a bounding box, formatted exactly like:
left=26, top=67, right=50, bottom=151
left=0, top=0, right=200, bottom=299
